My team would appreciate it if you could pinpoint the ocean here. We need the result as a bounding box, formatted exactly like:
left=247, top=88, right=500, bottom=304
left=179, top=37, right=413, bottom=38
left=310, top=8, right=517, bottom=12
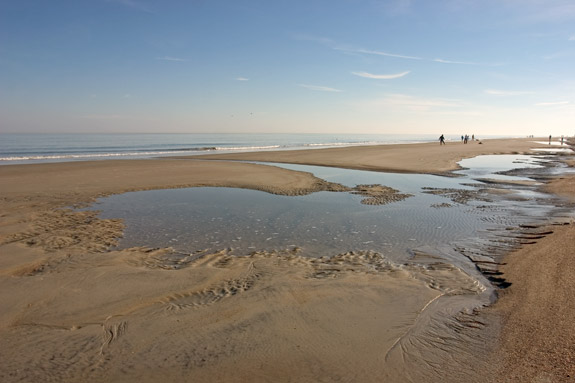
left=0, top=133, right=503, bottom=165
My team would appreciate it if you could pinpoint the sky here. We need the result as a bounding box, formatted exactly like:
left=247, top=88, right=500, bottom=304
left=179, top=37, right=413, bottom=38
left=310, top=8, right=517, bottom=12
left=0, top=0, right=574, bottom=136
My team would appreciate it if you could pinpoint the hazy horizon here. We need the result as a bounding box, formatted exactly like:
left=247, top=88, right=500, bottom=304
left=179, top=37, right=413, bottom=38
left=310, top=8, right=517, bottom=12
left=1, top=1, right=574, bottom=137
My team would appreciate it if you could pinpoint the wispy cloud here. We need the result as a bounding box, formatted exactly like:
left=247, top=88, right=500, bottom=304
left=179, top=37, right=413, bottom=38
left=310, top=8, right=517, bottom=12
left=535, top=101, right=570, bottom=106
left=569, top=35, right=575, bottom=41
left=335, top=46, right=497, bottom=66
left=435, top=57, right=501, bottom=66
left=383, top=0, right=413, bottom=16
left=295, top=35, right=484, bottom=66
left=296, top=34, right=497, bottom=68
left=352, top=71, right=410, bottom=79
left=236, top=77, right=249, bottom=81
left=106, top=0, right=152, bottom=13
left=80, top=114, right=130, bottom=120
left=344, top=48, right=422, bottom=61
left=519, top=1, right=575, bottom=23
left=543, top=51, right=570, bottom=60
left=366, top=94, right=463, bottom=112
left=484, top=89, right=534, bottom=96
left=292, top=34, right=336, bottom=47
left=298, top=84, right=343, bottom=92
left=156, top=56, right=187, bottom=62
left=433, top=58, right=479, bottom=65
left=377, top=94, right=462, bottom=110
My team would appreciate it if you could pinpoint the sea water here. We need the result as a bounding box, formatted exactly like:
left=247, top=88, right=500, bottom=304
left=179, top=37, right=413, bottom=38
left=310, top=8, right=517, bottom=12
left=1, top=133, right=515, bottom=165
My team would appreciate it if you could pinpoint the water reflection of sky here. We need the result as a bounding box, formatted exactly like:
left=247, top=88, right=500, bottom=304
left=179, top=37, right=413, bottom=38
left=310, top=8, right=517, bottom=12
left=456, top=155, right=543, bottom=182
left=259, top=162, right=470, bottom=192
left=89, top=154, right=567, bottom=264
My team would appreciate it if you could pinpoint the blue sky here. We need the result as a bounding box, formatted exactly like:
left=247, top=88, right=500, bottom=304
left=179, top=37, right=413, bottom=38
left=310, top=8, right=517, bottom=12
left=1, top=0, right=574, bottom=136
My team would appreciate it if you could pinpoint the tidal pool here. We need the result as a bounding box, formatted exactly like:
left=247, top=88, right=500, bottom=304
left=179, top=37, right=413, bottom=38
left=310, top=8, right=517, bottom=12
left=88, top=154, right=571, bottom=271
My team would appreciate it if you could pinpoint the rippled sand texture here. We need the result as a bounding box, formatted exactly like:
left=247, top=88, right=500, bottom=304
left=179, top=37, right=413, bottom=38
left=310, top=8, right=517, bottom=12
left=0, top=241, right=490, bottom=382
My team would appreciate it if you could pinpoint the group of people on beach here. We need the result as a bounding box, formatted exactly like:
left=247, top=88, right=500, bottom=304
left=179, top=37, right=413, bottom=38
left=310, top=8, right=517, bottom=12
left=438, top=134, right=475, bottom=145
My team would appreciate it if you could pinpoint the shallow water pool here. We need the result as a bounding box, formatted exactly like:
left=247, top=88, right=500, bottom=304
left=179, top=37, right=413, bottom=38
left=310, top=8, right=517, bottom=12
left=88, top=154, right=571, bottom=268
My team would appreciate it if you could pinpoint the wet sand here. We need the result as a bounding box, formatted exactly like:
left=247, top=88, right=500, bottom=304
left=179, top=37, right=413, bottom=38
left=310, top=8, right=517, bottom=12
left=490, top=173, right=575, bottom=382
left=0, top=138, right=573, bottom=382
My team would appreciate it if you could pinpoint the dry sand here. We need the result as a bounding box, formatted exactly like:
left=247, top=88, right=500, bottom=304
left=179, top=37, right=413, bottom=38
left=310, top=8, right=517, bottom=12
left=0, top=138, right=573, bottom=382
left=492, top=221, right=575, bottom=383
left=194, top=137, right=542, bottom=174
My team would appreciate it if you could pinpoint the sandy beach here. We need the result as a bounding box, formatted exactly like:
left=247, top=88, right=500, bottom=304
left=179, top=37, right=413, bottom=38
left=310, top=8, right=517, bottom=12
left=192, top=137, right=544, bottom=174
left=1, top=137, right=573, bottom=382
left=490, top=173, right=575, bottom=382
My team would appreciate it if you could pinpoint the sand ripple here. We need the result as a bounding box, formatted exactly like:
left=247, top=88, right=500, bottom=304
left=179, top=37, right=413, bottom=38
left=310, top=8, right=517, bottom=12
left=0, top=246, right=491, bottom=383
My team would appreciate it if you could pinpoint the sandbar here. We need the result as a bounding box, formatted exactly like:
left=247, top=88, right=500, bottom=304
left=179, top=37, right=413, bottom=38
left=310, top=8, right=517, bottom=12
left=193, top=137, right=542, bottom=174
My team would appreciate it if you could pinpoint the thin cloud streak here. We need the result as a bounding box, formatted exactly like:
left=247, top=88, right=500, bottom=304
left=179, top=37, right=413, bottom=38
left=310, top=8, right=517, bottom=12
left=298, top=35, right=494, bottom=67
left=543, top=51, right=569, bottom=60
left=236, top=77, right=249, bottom=81
left=156, top=56, right=187, bottom=62
left=106, top=0, right=153, bottom=13
left=298, top=84, right=343, bottom=92
left=434, top=58, right=501, bottom=66
left=535, top=101, right=570, bottom=106
left=358, top=94, right=464, bottom=113
left=434, top=58, right=479, bottom=65
left=352, top=71, right=410, bottom=79
left=80, top=114, right=131, bottom=120
left=292, top=33, right=336, bottom=47
left=484, top=89, right=534, bottom=96
left=520, top=2, right=575, bottom=23
left=335, top=46, right=496, bottom=66
left=349, top=48, right=422, bottom=60
left=377, top=94, right=462, bottom=108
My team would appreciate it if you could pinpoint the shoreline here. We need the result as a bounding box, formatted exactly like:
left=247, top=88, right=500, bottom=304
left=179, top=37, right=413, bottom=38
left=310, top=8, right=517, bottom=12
left=190, top=137, right=549, bottom=174
left=0, top=134, right=534, bottom=166
left=1, top=138, right=573, bottom=382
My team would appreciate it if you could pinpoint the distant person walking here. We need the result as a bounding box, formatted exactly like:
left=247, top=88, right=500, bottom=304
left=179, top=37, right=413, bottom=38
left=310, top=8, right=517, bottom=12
left=549, top=135, right=552, bottom=145
left=439, top=134, right=445, bottom=145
